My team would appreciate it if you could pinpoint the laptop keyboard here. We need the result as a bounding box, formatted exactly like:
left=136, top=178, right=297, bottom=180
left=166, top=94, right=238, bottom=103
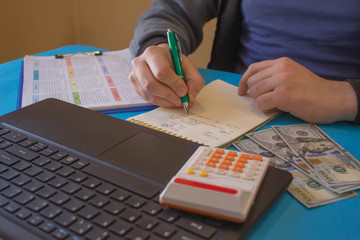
left=0, top=124, right=227, bottom=240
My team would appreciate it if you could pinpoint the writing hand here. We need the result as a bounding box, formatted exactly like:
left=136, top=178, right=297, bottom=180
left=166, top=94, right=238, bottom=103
left=129, top=44, right=205, bottom=108
left=238, top=57, right=357, bottom=124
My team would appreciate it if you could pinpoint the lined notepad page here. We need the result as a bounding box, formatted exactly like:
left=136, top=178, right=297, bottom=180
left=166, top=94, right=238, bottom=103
left=128, top=80, right=278, bottom=147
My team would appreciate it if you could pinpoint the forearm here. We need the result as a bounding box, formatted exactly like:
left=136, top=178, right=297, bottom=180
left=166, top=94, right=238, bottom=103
left=129, top=0, right=217, bottom=58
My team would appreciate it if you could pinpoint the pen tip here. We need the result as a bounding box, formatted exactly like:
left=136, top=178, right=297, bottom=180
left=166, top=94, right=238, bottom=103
left=183, top=102, right=190, bottom=115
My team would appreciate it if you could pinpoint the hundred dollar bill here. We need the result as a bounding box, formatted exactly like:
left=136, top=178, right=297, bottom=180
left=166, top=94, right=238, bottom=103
left=233, top=139, right=357, bottom=207
left=272, top=124, right=360, bottom=188
left=247, top=128, right=358, bottom=194
left=246, top=128, right=317, bottom=178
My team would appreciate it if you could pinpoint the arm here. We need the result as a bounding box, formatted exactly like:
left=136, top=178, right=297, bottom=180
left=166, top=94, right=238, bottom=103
left=128, top=0, right=217, bottom=108
left=129, top=0, right=217, bottom=57
left=238, top=57, right=358, bottom=124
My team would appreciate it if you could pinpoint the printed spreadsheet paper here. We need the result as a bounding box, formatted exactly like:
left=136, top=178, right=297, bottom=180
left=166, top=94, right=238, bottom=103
left=21, top=49, right=151, bottom=111
left=128, top=80, right=279, bottom=147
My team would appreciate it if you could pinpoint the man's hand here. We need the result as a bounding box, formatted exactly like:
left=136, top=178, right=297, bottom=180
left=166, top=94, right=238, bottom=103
left=238, top=57, right=357, bottom=124
left=129, top=43, right=205, bottom=108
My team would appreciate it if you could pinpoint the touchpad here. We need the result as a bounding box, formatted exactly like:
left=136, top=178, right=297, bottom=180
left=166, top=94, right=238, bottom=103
left=100, top=132, right=196, bottom=184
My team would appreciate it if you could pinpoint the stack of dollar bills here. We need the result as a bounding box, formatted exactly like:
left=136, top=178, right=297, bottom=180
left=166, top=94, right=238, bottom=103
left=233, top=123, right=359, bottom=208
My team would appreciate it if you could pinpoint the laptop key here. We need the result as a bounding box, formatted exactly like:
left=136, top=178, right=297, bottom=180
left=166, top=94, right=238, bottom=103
left=136, top=214, right=158, bottom=230
left=16, top=207, right=32, bottom=219
left=5, top=145, right=39, bottom=161
left=142, top=201, right=162, bottom=216
left=175, top=217, right=217, bottom=239
left=63, top=198, right=85, bottom=212
left=23, top=165, right=43, bottom=177
left=55, top=211, right=77, bottom=227
left=39, top=221, right=57, bottom=233
left=125, top=226, right=150, bottom=240
left=19, top=138, right=37, bottom=147
left=103, top=200, right=125, bottom=215
left=2, top=131, right=27, bottom=143
left=82, top=177, right=102, bottom=189
left=13, top=191, right=35, bottom=204
left=48, top=176, right=68, bottom=188
left=77, top=205, right=100, bottom=220
left=40, top=203, right=62, bottom=219
left=0, top=150, right=20, bottom=165
left=49, top=191, right=71, bottom=205
left=0, top=168, right=20, bottom=180
left=61, top=182, right=82, bottom=194
left=108, top=219, right=132, bottom=236
left=95, top=182, right=115, bottom=195
left=52, top=227, right=70, bottom=240
left=125, top=195, right=146, bottom=209
left=24, top=179, right=44, bottom=192
left=153, top=222, right=177, bottom=238
left=158, top=208, right=180, bottom=223
left=93, top=212, right=115, bottom=228
left=27, top=214, right=44, bottom=226
left=69, top=218, right=92, bottom=235
left=172, top=229, right=204, bottom=240
left=110, top=188, right=130, bottom=202
left=85, top=226, right=109, bottom=240
left=120, top=208, right=142, bottom=223
left=1, top=184, right=22, bottom=198
left=27, top=197, right=48, bottom=212
left=12, top=160, right=31, bottom=171
left=4, top=201, right=21, bottom=213
left=88, top=194, right=110, bottom=208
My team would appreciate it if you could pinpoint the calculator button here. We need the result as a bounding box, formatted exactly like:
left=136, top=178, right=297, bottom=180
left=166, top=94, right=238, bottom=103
left=232, top=166, right=243, bottom=173
left=190, top=164, right=200, bottom=170
left=199, top=171, right=208, bottom=177
left=202, top=166, right=214, bottom=172
left=229, top=172, right=241, bottom=178
left=243, top=174, right=254, bottom=180
left=205, top=161, right=217, bottom=168
left=218, top=163, right=230, bottom=170
left=215, top=169, right=226, bottom=175
left=186, top=168, right=195, bottom=174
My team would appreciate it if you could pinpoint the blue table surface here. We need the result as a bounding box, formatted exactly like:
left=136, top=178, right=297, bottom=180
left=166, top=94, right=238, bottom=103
left=1, top=45, right=359, bottom=240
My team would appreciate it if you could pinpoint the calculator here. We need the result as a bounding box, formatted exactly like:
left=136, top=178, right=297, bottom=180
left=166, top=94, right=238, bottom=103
left=159, top=146, right=270, bottom=222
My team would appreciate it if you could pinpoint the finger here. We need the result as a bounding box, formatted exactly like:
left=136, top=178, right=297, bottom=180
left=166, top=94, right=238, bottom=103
left=131, top=57, right=182, bottom=107
left=254, top=90, right=283, bottom=112
left=144, top=48, right=189, bottom=97
left=238, top=59, right=277, bottom=95
left=248, top=74, right=283, bottom=99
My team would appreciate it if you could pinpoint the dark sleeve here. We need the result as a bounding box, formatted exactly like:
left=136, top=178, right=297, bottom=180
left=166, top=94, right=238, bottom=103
left=129, top=0, right=218, bottom=58
left=346, top=79, right=360, bottom=124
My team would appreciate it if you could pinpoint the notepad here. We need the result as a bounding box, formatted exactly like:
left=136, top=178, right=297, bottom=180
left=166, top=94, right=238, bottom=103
left=128, top=80, right=279, bottom=147
left=19, top=48, right=153, bottom=113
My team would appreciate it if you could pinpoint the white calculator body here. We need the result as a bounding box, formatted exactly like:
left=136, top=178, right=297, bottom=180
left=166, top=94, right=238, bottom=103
left=159, top=146, right=270, bottom=222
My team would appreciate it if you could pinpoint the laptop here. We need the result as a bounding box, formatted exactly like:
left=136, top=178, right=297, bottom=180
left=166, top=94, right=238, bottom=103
left=0, top=99, right=292, bottom=240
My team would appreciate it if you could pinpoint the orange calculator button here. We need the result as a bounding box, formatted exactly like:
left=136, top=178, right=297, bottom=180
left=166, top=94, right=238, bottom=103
left=232, top=166, right=243, bottom=173
left=227, top=151, right=238, bottom=156
left=237, top=157, right=248, bottom=164
left=219, top=163, right=230, bottom=170
left=214, top=149, right=225, bottom=154
left=234, top=162, right=246, bottom=168
left=224, top=155, right=235, bottom=161
left=206, top=161, right=217, bottom=168
left=221, top=159, right=233, bottom=165
left=251, top=155, right=263, bottom=161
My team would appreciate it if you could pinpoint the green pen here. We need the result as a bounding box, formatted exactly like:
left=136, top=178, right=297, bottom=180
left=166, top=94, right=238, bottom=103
left=167, top=28, right=190, bottom=115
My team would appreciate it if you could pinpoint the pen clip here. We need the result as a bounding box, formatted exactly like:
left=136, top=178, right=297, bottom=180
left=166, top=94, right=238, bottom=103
left=174, top=34, right=182, bottom=61
left=55, top=51, right=103, bottom=59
